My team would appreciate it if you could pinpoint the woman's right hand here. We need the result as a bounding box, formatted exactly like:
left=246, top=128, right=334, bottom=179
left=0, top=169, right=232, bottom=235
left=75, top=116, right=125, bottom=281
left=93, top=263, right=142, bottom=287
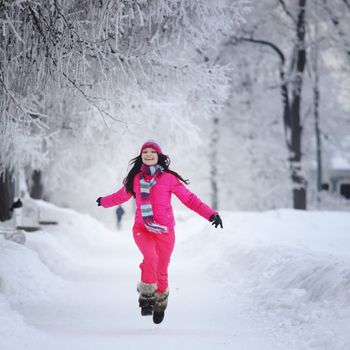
left=96, top=197, right=102, bottom=206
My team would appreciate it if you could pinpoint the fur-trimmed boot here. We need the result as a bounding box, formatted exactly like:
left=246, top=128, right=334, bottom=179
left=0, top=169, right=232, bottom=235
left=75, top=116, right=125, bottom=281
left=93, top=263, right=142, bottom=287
left=137, top=282, right=157, bottom=316
left=153, top=289, right=169, bottom=324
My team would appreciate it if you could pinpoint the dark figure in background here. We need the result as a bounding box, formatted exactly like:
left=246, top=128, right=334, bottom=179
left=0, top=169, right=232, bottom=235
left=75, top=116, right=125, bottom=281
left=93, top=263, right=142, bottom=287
left=116, top=205, right=125, bottom=230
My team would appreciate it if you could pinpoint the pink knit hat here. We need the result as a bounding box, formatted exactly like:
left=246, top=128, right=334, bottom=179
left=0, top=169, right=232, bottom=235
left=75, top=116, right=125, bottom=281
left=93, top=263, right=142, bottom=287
left=140, top=139, right=163, bottom=154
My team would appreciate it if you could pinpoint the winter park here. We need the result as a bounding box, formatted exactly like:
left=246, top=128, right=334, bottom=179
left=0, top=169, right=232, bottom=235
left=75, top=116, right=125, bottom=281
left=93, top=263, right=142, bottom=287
left=1, top=1, right=350, bottom=349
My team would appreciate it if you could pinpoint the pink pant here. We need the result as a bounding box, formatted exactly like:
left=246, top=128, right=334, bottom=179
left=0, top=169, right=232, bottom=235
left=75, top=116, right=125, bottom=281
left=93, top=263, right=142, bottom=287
left=133, top=224, right=175, bottom=293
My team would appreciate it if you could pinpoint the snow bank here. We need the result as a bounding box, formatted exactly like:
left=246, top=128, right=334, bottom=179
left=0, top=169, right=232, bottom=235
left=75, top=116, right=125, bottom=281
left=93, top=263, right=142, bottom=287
left=0, top=200, right=118, bottom=304
left=0, top=200, right=119, bottom=349
left=24, top=200, right=119, bottom=277
left=36, top=199, right=116, bottom=251
left=191, top=210, right=350, bottom=350
left=0, top=236, right=58, bottom=350
left=0, top=236, right=63, bottom=304
left=0, top=294, right=49, bottom=350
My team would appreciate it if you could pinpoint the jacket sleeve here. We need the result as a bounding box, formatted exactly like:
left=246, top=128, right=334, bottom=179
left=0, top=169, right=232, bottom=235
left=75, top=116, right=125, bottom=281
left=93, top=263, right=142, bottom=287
left=170, top=175, right=217, bottom=221
left=100, top=186, right=132, bottom=208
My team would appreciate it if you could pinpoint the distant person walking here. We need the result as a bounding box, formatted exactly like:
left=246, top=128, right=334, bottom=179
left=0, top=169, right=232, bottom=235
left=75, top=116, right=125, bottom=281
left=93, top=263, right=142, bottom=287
left=115, top=205, right=125, bottom=230
left=96, top=140, right=223, bottom=324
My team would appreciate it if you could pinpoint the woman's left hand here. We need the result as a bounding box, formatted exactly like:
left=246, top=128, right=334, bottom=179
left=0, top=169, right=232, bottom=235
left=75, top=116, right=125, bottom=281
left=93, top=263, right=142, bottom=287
left=210, top=214, right=223, bottom=229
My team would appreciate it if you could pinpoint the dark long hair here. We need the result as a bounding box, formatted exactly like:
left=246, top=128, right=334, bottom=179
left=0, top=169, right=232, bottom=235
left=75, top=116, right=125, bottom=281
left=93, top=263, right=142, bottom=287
left=123, top=153, right=189, bottom=197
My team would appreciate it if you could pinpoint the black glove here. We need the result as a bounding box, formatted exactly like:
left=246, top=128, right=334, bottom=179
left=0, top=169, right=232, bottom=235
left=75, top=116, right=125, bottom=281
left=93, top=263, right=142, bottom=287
left=210, top=214, right=223, bottom=229
left=96, top=197, right=102, bottom=206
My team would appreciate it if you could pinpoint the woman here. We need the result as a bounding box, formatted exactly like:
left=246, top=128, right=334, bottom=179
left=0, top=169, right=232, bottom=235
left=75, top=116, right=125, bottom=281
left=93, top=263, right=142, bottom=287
left=96, top=140, right=223, bottom=324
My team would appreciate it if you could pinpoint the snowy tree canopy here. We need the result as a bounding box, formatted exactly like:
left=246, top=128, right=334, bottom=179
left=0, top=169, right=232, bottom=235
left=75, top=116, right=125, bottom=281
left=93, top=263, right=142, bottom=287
left=212, top=0, right=350, bottom=210
left=0, top=0, right=252, bottom=178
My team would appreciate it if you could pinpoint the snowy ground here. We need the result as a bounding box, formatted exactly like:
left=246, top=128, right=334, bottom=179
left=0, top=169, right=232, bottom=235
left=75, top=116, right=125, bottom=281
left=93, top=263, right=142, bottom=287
left=1, top=201, right=350, bottom=350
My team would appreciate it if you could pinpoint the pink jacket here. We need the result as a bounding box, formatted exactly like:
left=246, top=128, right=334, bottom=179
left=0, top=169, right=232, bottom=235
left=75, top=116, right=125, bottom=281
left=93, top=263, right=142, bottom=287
left=101, top=172, right=217, bottom=229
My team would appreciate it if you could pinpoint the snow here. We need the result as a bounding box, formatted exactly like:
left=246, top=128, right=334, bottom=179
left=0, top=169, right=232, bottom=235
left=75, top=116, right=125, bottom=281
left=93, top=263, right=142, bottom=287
left=1, top=201, right=350, bottom=350
left=331, top=156, right=350, bottom=170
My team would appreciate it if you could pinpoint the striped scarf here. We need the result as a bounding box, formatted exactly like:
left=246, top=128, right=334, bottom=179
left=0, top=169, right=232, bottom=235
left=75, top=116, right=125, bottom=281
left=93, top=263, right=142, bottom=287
left=139, top=164, right=168, bottom=234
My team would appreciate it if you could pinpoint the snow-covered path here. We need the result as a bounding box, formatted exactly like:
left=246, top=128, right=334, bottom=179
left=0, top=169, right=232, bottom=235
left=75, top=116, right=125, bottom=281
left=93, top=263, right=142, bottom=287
left=13, top=222, right=283, bottom=350
left=1, top=202, right=350, bottom=350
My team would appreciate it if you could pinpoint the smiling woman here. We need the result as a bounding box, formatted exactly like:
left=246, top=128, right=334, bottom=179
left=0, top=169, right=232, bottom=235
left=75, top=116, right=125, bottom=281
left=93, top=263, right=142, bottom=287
left=141, top=147, right=159, bottom=166
left=96, top=139, right=223, bottom=324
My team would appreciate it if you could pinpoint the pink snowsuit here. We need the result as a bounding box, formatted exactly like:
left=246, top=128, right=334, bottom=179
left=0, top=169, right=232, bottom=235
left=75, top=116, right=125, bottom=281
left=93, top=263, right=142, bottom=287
left=101, top=172, right=217, bottom=292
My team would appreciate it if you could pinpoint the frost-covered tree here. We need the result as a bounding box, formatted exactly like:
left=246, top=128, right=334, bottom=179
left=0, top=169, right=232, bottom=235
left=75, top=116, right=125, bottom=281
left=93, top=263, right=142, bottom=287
left=215, top=51, right=291, bottom=210
left=0, top=0, right=252, bottom=219
left=218, top=0, right=350, bottom=210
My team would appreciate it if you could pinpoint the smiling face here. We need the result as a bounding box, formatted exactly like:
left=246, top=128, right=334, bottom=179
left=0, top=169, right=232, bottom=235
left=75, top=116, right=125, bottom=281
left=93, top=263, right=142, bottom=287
left=141, top=147, right=159, bottom=166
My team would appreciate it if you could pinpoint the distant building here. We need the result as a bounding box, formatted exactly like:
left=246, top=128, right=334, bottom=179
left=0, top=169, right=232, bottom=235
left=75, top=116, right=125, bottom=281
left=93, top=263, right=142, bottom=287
left=322, top=157, right=350, bottom=200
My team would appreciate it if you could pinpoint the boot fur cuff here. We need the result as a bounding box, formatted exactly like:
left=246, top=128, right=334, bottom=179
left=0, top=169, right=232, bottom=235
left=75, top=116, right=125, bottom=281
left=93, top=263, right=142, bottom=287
left=155, top=289, right=169, bottom=300
left=154, top=289, right=169, bottom=312
left=137, top=282, right=157, bottom=296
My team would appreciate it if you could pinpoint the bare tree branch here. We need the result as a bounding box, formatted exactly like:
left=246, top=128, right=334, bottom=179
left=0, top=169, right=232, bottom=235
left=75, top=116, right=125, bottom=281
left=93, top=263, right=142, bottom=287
left=278, top=0, right=297, bottom=24
left=228, top=36, right=286, bottom=65
left=343, top=0, right=350, bottom=10
left=25, top=1, right=125, bottom=124
left=323, top=0, right=350, bottom=63
left=226, top=35, right=292, bottom=151
left=0, top=70, right=49, bottom=131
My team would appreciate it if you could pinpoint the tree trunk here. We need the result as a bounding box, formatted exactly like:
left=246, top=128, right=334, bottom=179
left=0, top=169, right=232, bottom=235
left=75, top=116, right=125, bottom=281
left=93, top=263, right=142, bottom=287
left=30, top=170, right=44, bottom=199
left=312, top=39, right=323, bottom=201
left=0, top=169, right=15, bottom=221
left=289, top=0, right=307, bottom=209
left=210, top=116, right=219, bottom=210
left=233, top=35, right=307, bottom=209
left=230, top=0, right=309, bottom=209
